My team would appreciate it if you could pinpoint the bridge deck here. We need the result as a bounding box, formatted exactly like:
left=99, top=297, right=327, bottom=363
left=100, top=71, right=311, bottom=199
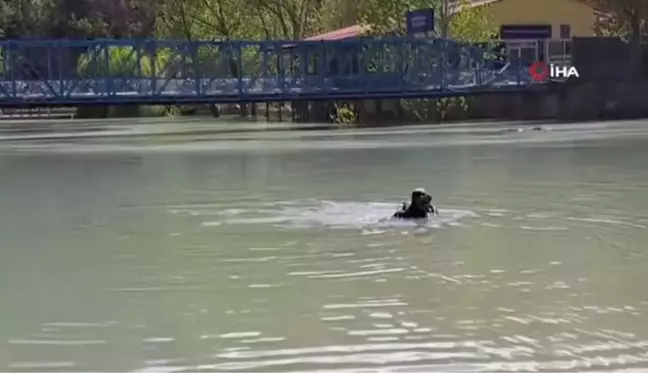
left=0, top=38, right=540, bottom=107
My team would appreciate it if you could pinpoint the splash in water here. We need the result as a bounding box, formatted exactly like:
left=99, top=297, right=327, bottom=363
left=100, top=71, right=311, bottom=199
left=194, top=200, right=476, bottom=230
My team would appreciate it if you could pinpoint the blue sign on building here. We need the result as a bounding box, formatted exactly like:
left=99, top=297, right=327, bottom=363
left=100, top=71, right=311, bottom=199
left=406, top=8, right=435, bottom=35
left=500, top=25, right=552, bottom=40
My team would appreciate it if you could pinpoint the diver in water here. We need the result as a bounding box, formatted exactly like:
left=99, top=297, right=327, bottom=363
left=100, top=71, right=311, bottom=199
left=393, top=188, right=439, bottom=219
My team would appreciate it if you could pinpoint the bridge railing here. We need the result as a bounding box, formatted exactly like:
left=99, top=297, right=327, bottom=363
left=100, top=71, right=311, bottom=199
left=0, top=38, right=537, bottom=105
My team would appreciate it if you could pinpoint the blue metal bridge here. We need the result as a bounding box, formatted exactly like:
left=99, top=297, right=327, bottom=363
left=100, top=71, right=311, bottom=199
left=0, top=38, right=542, bottom=107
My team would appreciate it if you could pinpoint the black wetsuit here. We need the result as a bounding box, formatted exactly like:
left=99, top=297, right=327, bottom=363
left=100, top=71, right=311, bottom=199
left=393, top=203, right=436, bottom=219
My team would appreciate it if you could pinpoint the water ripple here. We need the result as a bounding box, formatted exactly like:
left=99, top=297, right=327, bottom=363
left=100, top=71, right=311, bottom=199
left=133, top=346, right=648, bottom=373
left=8, top=361, right=77, bottom=369
left=6, top=123, right=648, bottom=373
left=323, top=300, right=408, bottom=310
left=567, top=217, right=646, bottom=229
left=9, top=339, right=107, bottom=346
left=308, top=268, right=404, bottom=279
left=191, top=200, right=475, bottom=231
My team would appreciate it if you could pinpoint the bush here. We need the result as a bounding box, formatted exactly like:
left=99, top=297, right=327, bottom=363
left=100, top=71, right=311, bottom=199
left=331, top=104, right=358, bottom=127
left=76, top=46, right=177, bottom=118
left=77, top=46, right=172, bottom=78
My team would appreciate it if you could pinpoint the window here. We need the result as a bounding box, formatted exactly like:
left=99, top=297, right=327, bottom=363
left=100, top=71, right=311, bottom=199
left=547, top=40, right=572, bottom=64
left=548, top=41, right=565, bottom=56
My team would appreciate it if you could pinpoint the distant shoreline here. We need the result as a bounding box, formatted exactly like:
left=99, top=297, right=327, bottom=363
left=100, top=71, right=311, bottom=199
left=1, top=117, right=642, bottom=143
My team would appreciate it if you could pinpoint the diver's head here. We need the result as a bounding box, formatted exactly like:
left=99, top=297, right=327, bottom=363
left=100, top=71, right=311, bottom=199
left=411, top=188, right=432, bottom=210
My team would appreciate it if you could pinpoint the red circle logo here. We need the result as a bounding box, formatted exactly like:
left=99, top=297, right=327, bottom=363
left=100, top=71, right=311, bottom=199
left=529, top=61, right=549, bottom=81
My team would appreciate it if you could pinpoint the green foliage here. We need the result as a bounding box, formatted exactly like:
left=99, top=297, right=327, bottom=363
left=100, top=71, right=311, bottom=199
left=400, top=96, right=469, bottom=122
left=586, top=0, right=646, bottom=78
left=77, top=46, right=172, bottom=77
left=0, top=0, right=501, bottom=123
left=360, top=0, right=438, bottom=36
left=156, top=0, right=329, bottom=41
left=361, top=0, right=495, bottom=123
left=436, top=96, right=469, bottom=121
left=360, top=0, right=495, bottom=40
left=139, top=105, right=188, bottom=117
left=585, top=0, right=647, bottom=41
left=319, top=0, right=367, bottom=30
left=0, top=0, right=146, bottom=39
left=153, top=0, right=333, bottom=82
left=449, top=0, right=497, bottom=42
left=594, top=16, right=630, bottom=38
left=400, top=99, right=434, bottom=121
left=143, top=105, right=170, bottom=117
left=442, top=0, right=496, bottom=121
left=0, top=0, right=59, bottom=37
left=78, top=46, right=148, bottom=77
left=162, top=105, right=182, bottom=116
left=331, top=104, right=358, bottom=126
left=156, top=0, right=249, bottom=39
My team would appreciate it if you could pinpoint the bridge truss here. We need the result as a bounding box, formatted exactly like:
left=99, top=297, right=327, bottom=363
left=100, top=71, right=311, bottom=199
left=0, top=38, right=539, bottom=107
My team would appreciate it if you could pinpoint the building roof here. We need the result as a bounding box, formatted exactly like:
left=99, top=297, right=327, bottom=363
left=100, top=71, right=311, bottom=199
left=450, top=0, right=604, bottom=13
left=303, top=25, right=370, bottom=41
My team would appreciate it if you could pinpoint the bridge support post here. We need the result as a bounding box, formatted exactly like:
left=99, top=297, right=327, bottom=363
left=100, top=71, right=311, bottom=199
left=209, top=104, right=220, bottom=118
left=239, top=103, right=248, bottom=117
left=375, top=99, right=383, bottom=119
left=291, top=100, right=310, bottom=122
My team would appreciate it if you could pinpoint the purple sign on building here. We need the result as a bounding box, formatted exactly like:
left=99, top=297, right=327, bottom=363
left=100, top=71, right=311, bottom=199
left=406, top=8, right=435, bottom=35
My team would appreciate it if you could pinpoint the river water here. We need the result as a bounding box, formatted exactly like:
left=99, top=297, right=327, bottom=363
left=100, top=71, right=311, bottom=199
left=1, top=118, right=648, bottom=372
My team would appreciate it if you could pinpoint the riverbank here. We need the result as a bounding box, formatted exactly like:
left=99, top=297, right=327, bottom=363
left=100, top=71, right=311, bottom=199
left=3, top=78, right=648, bottom=135
left=1, top=115, right=643, bottom=144
left=3, top=76, right=648, bottom=126
left=4, top=82, right=646, bottom=126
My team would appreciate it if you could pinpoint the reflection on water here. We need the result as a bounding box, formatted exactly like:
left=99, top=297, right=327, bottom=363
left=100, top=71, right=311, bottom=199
left=1, top=119, right=648, bottom=372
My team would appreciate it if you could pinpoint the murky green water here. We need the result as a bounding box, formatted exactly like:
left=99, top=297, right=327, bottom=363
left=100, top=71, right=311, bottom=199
left=1, top=118, right=648, bottom=372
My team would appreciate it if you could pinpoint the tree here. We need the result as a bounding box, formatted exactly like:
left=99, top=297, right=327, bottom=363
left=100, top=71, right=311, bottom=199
left=360, top=0, right=497, bottom=122
left=586, top=0, right=647, bottom=79
left=251, top=0, right=327, bottom=39
left=360, top=0, right=438, bottom=36
left=448, top=0, right=497, bottom=42
left=70, top=0, right=158, bottom=38
left=319, top=0, right=367, bottom=30
left=360, top=0, right=496, bottom=40
left=156, top=0, right=330, bottom=41
left=586, top=0, right=646, bottom=43
left=0, top=0, right=59, bottom=37
left=0, top=0, right=159, bottom=39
